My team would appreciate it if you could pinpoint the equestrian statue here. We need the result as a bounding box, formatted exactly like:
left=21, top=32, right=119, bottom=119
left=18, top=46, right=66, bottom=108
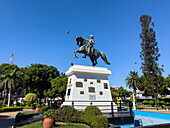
left=73, top=35, right=111, bottom=66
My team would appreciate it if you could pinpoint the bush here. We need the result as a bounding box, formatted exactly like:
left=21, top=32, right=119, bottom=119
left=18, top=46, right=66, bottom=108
left=166, top=102, right=170, bottom=106
left=0, top=101, right=3, bottom=108
left=160, top=101, right=165, bottom=106
left=90, top=115, right=108, bottom=128
left=40, top=106, right=49, bottom=112
left=55, top=106, right=83, bottom=123
left=41, top=103, right=45, bottom=107
left=44, top=109, right=55, bottom=119
left=36, top=104, right=41, bottom=108
left=0, top=106, right=22, bottom=112
left=84, top=106, right=102, bottom=116
left=31, top=104, right=36, bottom=109
left=142, top=100, right=149, bottom=105
left=25, top=93, right=38, bottom=103
left=84, top=106, right=108, bottom=128
left=149, top=100, right=155, bottom=107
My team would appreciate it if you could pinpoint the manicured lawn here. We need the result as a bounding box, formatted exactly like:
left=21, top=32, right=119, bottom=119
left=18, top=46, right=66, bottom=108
left=16, top=121, right=90, bottom=128
left=20, top=111, right=36, bottom=115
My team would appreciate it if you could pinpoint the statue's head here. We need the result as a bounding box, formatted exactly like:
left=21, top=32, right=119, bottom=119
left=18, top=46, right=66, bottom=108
left=89, top=35, right=94, bottom=39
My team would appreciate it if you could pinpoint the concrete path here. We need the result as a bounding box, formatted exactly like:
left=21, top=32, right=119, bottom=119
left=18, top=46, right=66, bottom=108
left=0, top=111, right=20, bottom=128
left=138, top=110, right=170, bottom=114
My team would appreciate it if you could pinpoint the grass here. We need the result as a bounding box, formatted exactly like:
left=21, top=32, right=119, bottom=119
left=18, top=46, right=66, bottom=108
left=20, top=111, right=36, bottom=115
left=16, top=121, right=90, bottom=128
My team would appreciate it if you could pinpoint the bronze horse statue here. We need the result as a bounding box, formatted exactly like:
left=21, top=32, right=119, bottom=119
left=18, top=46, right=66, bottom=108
left=73, top=36, right=111, bottom=66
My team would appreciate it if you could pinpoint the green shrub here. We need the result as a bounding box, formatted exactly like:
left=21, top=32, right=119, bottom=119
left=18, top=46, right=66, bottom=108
left=84, top=106, right=108, bottom=128
left=0, top=101, right=3, bottom=108
left=55, top=106, right=83, bottom=123
left=44, top=109, right=55, bottom=119
left=23, top=106, right=34, bottom=109
left=166, top=102, right=170, bottom=105
left=84, top=106, right=102, bottom=116
left=142, top=100, right=149, bottom=105
left=149, top=100, right=155, bottom=107
left=25, top=93, right=38, bottom=103
left=0, top=106, right=22, bottom=112
left=41, top=103, right=45, bottom=107
left=36, top=104, right=41, bottom=108
left=40, top=106, right=49, bottom=112
left=31, top=104, right=36, bottom=109
left=90, top=115, right=108, bottom=128
left=160, top=101, right=165, bottom=106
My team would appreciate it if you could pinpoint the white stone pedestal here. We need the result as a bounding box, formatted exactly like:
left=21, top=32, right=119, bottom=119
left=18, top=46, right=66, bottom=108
left=61, top=65, right=117, bottom=113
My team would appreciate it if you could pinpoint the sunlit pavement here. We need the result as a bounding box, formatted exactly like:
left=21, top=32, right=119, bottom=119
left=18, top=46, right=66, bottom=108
left=0, top=111, right=20, bottom=128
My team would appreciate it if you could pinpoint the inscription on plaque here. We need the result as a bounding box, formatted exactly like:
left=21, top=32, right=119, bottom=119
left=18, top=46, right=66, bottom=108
left=89, top=95, right=96, bottom=100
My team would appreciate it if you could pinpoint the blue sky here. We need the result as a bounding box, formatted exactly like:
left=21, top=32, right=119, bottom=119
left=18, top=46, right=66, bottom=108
left=0, top=0, right=170, bottom=90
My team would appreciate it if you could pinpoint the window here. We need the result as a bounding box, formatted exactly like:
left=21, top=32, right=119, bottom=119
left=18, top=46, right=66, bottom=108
left=89, top=87, right=95, bottom=92
left=69, top=78, right=72, bottom=83
left=90, top=82, right=93, bottom=84
left=84, top=79, right=87, bottom=82
left=97, top=80, right=101, bottom=83
left=67, top=89, right=71, bottom=96
left=76, top=82, right=83, bottom=87
left=80, top=91, right=84, bottom=95
left=99, top=91, right=103, bottom=95
left=104, top=83, right=108, bottom=89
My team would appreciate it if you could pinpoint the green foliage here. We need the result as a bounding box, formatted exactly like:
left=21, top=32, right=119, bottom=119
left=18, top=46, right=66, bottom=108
left=0, top=106, right=22, bottom=112
left=139, top=15, right=163, bottom=97
left=40, top=106, right=49, bottom=112
left=25, top=64, right=59, bottom=102
left=25, top=93, right=38, bottom=102
left=165, top=102, right=170, bottom=105
left=160, top=101, right=165, bottom=106
left=0, top=101, right=3, bottom=108
left=84, top=106, right=102, bottom=116
left=142, top=100, right=149, bottom=104
left=149, top=100, right=155, bottom=107
left=84, top=106, right=108, bottom=128
left=31, top=104, right=36, bottom=109
left=125, top=71, right=141, bottom=90
left=36, top=104, right=41, bottom=108
left=90, top=115, right=108, bottom=128
left=55, top=106, right=83, bottom=123
left=44, top=109, right=55, bottom=119
left=46, top=77, right=68, bottom=100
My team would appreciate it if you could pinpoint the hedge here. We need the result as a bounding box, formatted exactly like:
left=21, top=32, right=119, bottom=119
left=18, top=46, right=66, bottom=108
left=54, top=106, right=108, bottom=128
left=55, top=106, right=83, bottom=123
left=39, top=106, right=49, bottom=112
left=83, top=106, right=108, bottom=128
left=0, top=106, right=22, bottom=112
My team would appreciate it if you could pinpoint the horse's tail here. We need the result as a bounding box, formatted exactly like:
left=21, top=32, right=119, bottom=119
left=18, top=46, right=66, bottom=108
left=100, top=52, right=111, bottom=65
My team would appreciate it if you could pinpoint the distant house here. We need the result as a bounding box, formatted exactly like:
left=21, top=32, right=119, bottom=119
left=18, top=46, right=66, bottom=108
left=111, top=86, right=120, bottom=90
left=136, top=90, right=152, bottom=102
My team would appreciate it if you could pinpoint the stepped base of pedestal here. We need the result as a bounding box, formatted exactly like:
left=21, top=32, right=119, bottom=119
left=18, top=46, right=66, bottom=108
left=61, top=101, right=117, bottom=113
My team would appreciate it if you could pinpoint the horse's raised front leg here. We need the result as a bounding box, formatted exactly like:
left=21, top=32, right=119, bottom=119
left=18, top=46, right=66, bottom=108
left=73, top=50, right=78, bottom=58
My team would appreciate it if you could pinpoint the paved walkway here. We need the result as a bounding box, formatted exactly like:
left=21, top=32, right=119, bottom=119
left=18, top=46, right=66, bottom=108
left=0, top=111, right=20, bottom=128
left=139, top=110, right=170, bottom=114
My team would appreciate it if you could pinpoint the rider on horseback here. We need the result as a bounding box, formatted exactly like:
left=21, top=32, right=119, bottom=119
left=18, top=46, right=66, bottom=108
left=83, top=35, right=95, bottom=58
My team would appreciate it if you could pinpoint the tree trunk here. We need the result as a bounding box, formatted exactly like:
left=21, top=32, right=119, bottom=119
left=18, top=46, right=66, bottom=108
left=8, top=87, right=11, bottom=107
left=133, top=89, right=136, bottom=110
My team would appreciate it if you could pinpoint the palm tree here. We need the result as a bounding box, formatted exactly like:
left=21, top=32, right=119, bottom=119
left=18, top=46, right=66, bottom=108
left=0, top=69, right=18, bottom=106
left=125, top=71, right=141, bottom=110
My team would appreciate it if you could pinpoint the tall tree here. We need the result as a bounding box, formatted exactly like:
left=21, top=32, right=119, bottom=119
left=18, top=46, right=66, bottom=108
left=0, top=69, right=18, bottom=106
left=125, top=71, right=140, bottom=110
left=25, top=64, right=59, bottom=102
left=139, top=15, right=163, bottom=99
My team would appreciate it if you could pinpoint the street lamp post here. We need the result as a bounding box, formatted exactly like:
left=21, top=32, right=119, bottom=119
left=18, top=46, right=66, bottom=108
left=150, top=71, right=158, bottom=111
